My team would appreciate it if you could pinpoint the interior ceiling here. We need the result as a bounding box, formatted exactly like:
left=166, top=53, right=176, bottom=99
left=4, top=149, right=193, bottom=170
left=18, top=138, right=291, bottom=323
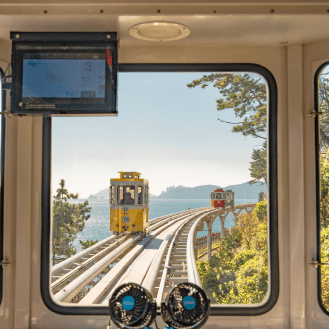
left=0, top=14, right=329, bottom=47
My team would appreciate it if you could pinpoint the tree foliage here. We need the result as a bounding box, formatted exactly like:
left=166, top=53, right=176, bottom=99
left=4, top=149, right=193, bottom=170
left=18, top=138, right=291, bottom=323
left=79, top=239, right=99, bottom=250
left=321, top=226, right=329, bottom=310
left=187, top=73, right=267, bottom=140
left=320, top=150, right=329, bottom=310
left=249, top=142, right=267, bottom=184
left=52, top=179, right=92, bottom=266
left=320, top=151, right=329, bottom=227
left=316, top=69, right=329, bottom=311
left=187, top=73, right=267, bottom=184
left=197, top=200, right=268, bottom=304
left=319, top=72, right=329, bottom=148
left=188, top=69, right=329, bottom=183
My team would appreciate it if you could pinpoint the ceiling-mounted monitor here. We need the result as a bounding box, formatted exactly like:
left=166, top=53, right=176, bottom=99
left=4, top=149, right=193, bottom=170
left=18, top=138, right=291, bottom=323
left=10, top=32, right=117, bottom=116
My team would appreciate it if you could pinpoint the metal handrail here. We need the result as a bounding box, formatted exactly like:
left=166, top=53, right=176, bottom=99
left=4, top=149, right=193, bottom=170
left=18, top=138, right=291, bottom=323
left=53, top=235, right=141, bottom=302
left=51, top=234, right=120, bottom=276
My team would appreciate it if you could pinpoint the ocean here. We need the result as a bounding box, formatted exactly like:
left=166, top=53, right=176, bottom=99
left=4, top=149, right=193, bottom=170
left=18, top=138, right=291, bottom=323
left=71, top=198, right=257, bottom=252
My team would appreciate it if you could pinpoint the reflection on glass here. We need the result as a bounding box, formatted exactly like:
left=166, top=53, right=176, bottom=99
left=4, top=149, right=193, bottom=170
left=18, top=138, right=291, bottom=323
left=50, top=72, right=269, bottom=307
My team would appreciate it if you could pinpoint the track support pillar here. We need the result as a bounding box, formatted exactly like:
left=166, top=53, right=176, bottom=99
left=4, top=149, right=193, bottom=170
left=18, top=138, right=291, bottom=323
left=206, top=221, right=212, bottom=261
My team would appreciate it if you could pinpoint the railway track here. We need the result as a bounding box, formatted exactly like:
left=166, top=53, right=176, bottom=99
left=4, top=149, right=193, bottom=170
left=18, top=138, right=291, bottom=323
left=96, top=209, right=209, bottom=306
left=51, top=207, right=211, bottom=302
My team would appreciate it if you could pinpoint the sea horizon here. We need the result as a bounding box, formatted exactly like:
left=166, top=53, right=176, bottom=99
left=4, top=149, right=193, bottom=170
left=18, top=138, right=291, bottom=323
left=68, top=198, right=258, bottom=252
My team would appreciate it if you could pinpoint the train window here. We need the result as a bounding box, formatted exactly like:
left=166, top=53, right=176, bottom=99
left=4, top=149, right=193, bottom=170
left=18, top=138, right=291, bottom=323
left=110, top=186, right=114, bottom=205
left=144, top=186, right=148, bottom=204
left=118, top=186, right=135, bottom=205
left=138, top=186, right=143, bottom=204
left=316, top=62, right=329, bottom=314
left=41, top=64, right=277, bottom=316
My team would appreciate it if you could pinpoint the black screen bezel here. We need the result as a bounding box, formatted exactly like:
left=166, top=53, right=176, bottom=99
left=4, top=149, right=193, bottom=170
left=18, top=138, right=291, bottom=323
left=10, top=32, right=117, bottom=115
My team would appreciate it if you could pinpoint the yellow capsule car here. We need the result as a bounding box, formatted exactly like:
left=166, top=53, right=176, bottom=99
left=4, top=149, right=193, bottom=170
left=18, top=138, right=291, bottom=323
left=110, top=172, right=149, bottom=234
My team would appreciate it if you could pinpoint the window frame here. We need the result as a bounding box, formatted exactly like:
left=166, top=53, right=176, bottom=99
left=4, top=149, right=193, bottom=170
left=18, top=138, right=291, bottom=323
left=0, top=67, right=6, bottom=306
left=314, top=61, right=329, bottom=315
left=41, top=63, right=278, bottom=316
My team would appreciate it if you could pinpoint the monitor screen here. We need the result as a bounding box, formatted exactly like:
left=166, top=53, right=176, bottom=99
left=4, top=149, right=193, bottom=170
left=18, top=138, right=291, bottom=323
left=22, top=52, right=106, bottom=100
left=10, top=32, right=117, bottom=115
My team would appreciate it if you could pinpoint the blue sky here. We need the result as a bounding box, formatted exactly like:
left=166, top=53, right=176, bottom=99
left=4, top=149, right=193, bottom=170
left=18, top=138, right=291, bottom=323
left=52, top=72, right=267, bottom=198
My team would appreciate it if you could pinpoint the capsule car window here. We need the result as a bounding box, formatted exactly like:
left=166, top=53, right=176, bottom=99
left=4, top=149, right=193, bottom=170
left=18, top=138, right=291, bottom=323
left=47, top=69, right=276, bottom=314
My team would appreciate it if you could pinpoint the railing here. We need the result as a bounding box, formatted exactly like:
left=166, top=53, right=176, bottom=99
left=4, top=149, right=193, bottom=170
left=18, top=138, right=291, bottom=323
left=196, top=232, right=221, bottom=251
left=186, top=209, right=218, bottom=286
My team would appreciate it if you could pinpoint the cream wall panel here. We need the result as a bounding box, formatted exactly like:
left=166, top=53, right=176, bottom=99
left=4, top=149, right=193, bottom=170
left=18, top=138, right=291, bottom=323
left=287, top=44, right=306, bottom=329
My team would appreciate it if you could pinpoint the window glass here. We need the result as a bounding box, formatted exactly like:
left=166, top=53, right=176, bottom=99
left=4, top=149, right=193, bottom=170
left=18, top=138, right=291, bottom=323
left=317, top=64, right=329, bottom=313
left=47, top=69, right=276, bottom=314
left=144, top=186, right=148, bottom=204
left=110, top=186, right=114, bottom=205
left=118, top=186, right=135, bottom=205
left=138, top=186, right=143, bottom=204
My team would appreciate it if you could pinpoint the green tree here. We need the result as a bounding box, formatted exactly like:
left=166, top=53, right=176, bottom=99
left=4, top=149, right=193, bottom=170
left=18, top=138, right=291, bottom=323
left=321, top=226, right=329, bottom=309
left=52, top=179, right=92, bottom=266
left=197, top=200, right=268, bottom=304
left=317, top=68, right=329, bottom=311
left=187, top=73, right=267, bottom=184
left=320, top=151, right=329, bottom=227
left=318, top=71, right=329, bottom=148
left=79, top=239, right=99, bottom=250
left=249, top=142, right=267, bottom=184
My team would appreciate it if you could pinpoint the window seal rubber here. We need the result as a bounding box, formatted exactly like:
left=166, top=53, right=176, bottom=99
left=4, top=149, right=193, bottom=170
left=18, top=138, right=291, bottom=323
left=40, top=63, right=279, bottom=316
left=0, top=67, right=5, bottom=307
left=314, top=61, right=329, bottom=316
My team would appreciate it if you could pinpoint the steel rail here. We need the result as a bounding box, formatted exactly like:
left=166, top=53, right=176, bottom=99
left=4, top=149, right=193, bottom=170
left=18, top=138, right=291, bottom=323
left=142, top=210, right=209, bottom=294
left=155, top=210, right=212, bottom=305
left=55, top=211, right=203, bottom=303
left=51, top=207, right=204, bottom=288
left=51, top=234, right=121, bottom=277
left=51, top=234, right=131, bottom=291
left=53, top=234, right=142, bottom=303
left=51, top=208, right=207, bottom=297
left=142, top=233, right=172, bottom=293
left=155, top=212, right=203, bottom=306
left=53, top=203, right=254, bottom=303
left=98, top=212, right=200, bottom=304
left=187, top=209, right=219, bottom=286
left=51, top=207, right=204, bottom=278
left=79, top=211, right=200, bottom=305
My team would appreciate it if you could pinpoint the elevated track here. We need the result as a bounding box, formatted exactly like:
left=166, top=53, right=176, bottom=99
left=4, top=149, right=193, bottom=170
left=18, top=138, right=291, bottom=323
left=51, top=204, right=256, bottom=306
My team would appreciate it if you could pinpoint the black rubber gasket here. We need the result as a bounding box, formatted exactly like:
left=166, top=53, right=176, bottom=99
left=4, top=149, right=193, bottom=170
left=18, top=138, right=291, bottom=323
left=0, top=67, right=6, bottom=306
left=41, top=63, right=279, bottom=316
